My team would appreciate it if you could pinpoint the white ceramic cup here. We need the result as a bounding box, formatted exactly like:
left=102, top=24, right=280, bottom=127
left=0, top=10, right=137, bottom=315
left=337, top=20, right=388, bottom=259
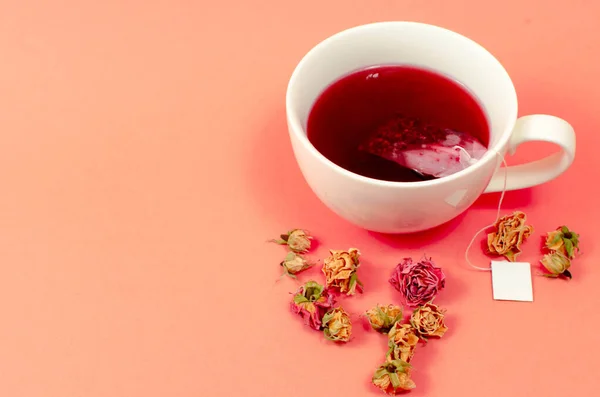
left=286, top=22, right=575, bottom=233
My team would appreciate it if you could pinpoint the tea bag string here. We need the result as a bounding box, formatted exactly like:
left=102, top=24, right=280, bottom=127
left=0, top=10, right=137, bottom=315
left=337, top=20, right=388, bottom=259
left=464, top=152, right=508, bottom=271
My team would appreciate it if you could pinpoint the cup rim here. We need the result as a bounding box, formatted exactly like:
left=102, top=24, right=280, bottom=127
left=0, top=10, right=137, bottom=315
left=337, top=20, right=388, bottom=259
left=285, top=21, right=518, bottom=188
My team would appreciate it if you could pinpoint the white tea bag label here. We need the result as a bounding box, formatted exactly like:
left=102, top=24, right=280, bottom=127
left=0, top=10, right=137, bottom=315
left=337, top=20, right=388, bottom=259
left=491, top=261, right=533, bottom=302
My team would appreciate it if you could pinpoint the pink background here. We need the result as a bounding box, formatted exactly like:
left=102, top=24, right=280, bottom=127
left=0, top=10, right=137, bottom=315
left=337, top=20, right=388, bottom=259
left=1, top=1, right=599, bottom=396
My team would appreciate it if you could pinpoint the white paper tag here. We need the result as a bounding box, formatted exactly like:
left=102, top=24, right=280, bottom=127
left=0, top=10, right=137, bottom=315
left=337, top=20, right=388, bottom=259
left=490, top=261, right=533, bottom=302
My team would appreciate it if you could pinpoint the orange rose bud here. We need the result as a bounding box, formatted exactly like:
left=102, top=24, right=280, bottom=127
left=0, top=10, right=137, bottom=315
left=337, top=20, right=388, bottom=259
left=487, top=211, right=534, bottom=261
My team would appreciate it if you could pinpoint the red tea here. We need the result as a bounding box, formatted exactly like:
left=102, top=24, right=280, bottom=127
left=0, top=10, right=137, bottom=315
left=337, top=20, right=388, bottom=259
left=306, top=65, right=489, bottom=182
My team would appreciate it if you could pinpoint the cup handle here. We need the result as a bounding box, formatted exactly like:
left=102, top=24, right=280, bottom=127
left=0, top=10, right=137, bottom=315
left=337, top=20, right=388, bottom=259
left=484, top=115, right=576, bottom=193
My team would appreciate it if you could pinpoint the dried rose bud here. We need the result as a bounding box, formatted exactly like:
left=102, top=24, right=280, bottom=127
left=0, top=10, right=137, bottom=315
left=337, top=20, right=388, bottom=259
left=545, top=226, right=580, bottom=259
left=540, top=251, right=572, bottom=279
left=487, top=211, right=534, bottom=261
left=322, top=307, right=352, bottom=342
left=389, top=256, right=445, bottom=307
left=410, top=303, right=448, bottom=340
left=280, top=252, right=313, bottom=278
left=386, top=322, right=419, bottom=363
left=322, top=248, right=363, bottom=295
left=372, top=359, right=416, bottom=394
left=271, top=229, right=312, bottom=253
left=365, top=304, right=403, bottom=334
left=290, top=280, right=335, bottom=330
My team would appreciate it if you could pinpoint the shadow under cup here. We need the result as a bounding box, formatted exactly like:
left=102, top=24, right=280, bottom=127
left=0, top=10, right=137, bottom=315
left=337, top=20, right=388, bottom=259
left=286, top=22, right=519, bottom=233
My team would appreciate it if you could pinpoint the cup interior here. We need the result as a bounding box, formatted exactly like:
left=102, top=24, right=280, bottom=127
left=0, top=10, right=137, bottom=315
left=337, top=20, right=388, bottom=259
left=286, top=22, right=518, bottom=160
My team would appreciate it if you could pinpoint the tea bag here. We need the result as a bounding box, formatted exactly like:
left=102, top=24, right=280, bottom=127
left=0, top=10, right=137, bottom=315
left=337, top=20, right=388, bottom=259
left=359, top=115, right=487, bottom=178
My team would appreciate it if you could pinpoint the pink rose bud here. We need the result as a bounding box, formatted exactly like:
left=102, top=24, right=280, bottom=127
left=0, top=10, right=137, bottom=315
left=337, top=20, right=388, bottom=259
left=389, top=257, right=445, bottom=307
left=290, top=281, right=336, bottom=331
